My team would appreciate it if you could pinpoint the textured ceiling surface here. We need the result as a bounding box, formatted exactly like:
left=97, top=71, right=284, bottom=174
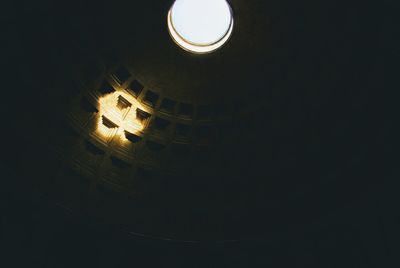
left=4, top=0, right=397, bottom=253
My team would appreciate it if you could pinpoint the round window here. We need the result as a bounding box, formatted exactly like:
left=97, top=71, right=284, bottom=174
left=167, top=0, right=234, bottom=54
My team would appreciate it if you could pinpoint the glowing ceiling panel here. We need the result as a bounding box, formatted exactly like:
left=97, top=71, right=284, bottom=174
left=96, top=91, right=147, bottom=142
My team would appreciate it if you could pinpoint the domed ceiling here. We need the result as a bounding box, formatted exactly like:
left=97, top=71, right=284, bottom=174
left=8, top=0, right=389, bottom=244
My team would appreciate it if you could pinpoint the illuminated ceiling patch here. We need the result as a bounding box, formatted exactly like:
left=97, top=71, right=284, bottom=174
left=97, top=91, right=148, bottom=142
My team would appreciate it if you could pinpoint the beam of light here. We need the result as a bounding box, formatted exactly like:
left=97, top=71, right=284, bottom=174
left=96, top=91, right=147, bottom=142
left=168, top=0, right=234, bottom=54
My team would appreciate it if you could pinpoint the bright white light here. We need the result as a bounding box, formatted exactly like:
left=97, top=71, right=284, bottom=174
left=168, top=0, right=234, bottom=54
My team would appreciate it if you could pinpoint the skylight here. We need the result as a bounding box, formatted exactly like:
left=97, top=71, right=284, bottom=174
left=167, top=0, right=234, bottom=54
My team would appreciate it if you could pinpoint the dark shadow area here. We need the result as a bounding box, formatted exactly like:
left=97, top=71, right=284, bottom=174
left=1, top=0, right=399, bottom=267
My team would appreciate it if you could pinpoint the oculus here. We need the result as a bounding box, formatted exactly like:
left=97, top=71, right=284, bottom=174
left=167, top=0, right=234, bottom=54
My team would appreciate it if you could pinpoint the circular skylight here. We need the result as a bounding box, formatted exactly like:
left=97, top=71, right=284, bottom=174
left=167, top=0, right=234, bottom=54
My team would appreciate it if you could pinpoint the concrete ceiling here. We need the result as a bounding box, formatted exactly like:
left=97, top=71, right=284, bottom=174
left=3, top=0, right=398, bottom=263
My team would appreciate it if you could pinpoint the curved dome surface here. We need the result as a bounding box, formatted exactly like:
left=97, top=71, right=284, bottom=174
left=9, top=0, right=387, bottom=247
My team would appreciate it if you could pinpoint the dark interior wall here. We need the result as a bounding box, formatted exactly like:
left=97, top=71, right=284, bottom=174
left=2, top=0, right=399, bottom=267
left=1, top=183, right=399, bottom=267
